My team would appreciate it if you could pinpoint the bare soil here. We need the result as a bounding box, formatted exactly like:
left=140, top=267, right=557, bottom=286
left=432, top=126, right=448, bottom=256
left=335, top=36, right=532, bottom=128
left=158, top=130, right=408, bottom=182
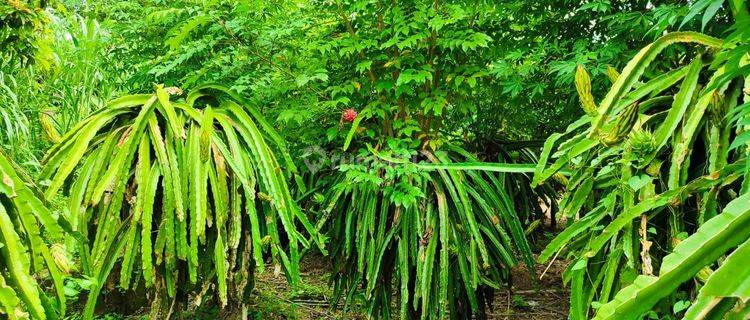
left=487, top=259, right=569, bottom=320
left=250, top=254, right=569, bottom=320
left=82, top=253, right=569, bottom=319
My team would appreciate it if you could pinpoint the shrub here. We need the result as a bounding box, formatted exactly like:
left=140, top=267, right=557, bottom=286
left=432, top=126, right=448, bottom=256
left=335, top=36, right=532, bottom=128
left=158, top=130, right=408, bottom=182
left=0, top=0, right=51, bottom=70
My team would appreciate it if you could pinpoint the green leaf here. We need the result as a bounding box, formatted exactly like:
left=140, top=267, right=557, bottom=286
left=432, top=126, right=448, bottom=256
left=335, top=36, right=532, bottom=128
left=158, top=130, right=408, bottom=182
left=627, top=175, right=652, bottom=192
left=673, top=300, right=691, bottom=314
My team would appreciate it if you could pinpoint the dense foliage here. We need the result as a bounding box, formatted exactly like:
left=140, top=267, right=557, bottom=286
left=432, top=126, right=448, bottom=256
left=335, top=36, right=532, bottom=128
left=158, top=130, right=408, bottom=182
left=534, top=2, right=750, bottom=318
left=87, top=0, right=708, bottom=144
left=1, top=0, right=749, bottom=319
left=0, top=0, right=50, bottom=70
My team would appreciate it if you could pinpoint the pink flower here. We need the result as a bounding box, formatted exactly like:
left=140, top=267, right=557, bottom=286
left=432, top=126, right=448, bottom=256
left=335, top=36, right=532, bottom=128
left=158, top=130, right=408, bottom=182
left=342, top=108, right=357, bottom=122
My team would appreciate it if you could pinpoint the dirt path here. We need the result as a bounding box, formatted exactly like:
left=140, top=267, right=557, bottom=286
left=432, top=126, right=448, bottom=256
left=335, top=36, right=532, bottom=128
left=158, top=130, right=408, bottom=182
left=84, top=253, right=568, bottom=319
left=251, top=254, right=569, bottom=320
left=487, top=260, right=569, bottom=320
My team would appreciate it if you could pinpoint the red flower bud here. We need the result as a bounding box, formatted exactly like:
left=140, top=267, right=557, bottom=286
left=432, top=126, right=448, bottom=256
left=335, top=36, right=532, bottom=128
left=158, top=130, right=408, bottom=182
left=342, top=108, right=357, bottom=122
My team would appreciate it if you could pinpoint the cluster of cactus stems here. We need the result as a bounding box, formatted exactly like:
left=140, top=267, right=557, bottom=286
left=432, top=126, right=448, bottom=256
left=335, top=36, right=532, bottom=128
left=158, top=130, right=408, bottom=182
left=0, top=151, right=68, bottom=320
left=38, top=85, right=324, bottom=319
left=534, top=30, right=750, bottom=319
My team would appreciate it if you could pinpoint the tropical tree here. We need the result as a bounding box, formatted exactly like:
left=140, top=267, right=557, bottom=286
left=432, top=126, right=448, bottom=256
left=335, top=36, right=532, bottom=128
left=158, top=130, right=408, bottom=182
left=40, top=85, right=324, bottom=318
left=0, top=151, right=69, bottom=320
left=295, top=1, right=557, bottom=318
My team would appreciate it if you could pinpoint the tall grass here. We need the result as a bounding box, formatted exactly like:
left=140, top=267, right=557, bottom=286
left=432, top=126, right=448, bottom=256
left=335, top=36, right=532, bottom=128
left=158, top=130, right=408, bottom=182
left=46, top=13, right=117, bottom=132
left=0, top=71, right=45, bottom=167
left=0, top=11, right=117, bottom=168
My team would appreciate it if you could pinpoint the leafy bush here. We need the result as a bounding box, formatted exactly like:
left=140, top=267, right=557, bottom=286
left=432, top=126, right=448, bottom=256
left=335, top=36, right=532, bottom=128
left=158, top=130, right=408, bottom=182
left=40, top=85, right=324, bottom=318
left=0, top=0, right=51, bottom=70
left=0, top=151, right=68, bottom=320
